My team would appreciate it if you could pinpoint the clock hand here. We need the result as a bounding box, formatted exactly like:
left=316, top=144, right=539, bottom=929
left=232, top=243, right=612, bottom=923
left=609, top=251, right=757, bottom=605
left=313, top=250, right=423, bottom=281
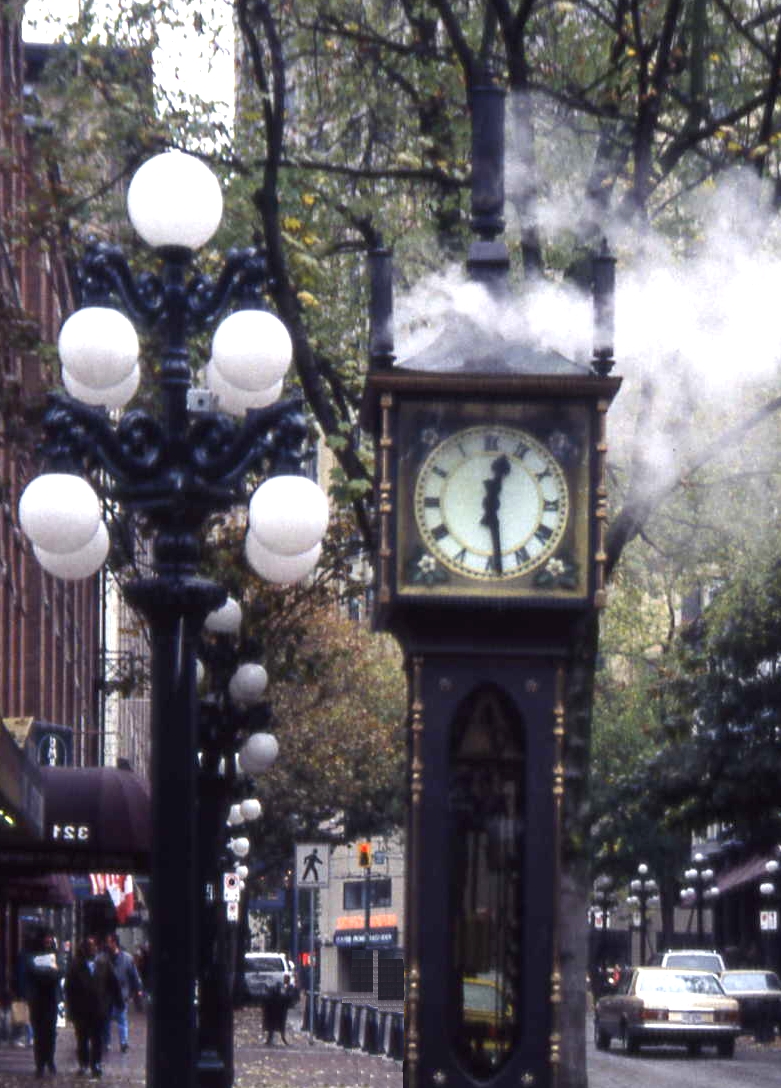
left=481, top=454, right=511, bottom=573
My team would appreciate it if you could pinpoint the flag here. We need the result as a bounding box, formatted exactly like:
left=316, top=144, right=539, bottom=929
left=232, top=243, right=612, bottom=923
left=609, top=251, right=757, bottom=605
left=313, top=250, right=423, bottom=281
left=89, top=873, right=134, bottom=923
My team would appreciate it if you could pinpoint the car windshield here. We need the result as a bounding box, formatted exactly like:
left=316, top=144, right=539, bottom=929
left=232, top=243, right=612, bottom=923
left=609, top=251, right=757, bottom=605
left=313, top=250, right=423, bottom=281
left=245, top=957, right=284, bottom=972
left=721, top=972, right=781, bottom=993
left=664, top=954, right=723, bottom=973
left=637, top=972, right=723, bottom=995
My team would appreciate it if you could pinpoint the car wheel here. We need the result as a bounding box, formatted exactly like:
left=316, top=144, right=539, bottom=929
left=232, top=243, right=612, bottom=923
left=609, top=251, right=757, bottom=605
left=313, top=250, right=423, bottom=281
left=594, top=1018, right=610, bottom=1051
left=717, top=1038, right=735, bottom=1059
left=621, top=1023, right=640, bottom=1055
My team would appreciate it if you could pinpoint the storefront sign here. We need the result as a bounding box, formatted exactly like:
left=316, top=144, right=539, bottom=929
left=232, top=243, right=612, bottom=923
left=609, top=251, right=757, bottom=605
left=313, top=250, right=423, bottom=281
left=334, top=926, right=398, bottom=948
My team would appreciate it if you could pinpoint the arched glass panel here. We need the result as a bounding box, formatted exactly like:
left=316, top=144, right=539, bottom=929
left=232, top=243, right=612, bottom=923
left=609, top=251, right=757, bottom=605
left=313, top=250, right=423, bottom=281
left=448, top=685, right=525, bottom=1080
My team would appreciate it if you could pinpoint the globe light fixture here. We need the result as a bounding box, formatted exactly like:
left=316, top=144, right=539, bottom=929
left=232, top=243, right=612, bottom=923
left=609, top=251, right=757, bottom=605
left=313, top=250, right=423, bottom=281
left=204, top=597, right=243, bottom=636
left=228, top=663, right=268, bottom=706
left=240, top=798, right=262, bottom=822
left=19, top=473, right=102, bottom=555
left=33, top=521, right=110, bottom=581
left=238, top=732, right=279, bottom=775
left=126, top=149, right=223, bottom=250
left=210, top=308, right=292, bottom=390
left=228, top=836, right=250, bottom=859
left=227, top=804, right=243, bottom=826
left=58, top=306, right=139, bottom=390
left=248, top=474, right=329, bottom=556
left=245, top=533, right=322, bottom=585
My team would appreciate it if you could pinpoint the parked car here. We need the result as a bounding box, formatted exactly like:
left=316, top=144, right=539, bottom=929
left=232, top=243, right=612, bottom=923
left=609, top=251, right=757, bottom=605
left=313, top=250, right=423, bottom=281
left=594, top=967, right=740, bottom=1057
left=719, top=970, right=781, bottom=1039
left=241, top=952, right=295, bottom=1001
left=647, top=949, right=726, bottom=974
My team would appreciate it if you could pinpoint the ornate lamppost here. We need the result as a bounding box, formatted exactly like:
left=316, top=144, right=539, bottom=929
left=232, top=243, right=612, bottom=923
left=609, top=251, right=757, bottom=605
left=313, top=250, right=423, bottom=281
left=197, top=596, right=280, bottom=1088
left=680, top=852, right=719, bottom=945
left=626, top=863, right=658, bottom=966
left=17, top=151, right=329, bottom=1088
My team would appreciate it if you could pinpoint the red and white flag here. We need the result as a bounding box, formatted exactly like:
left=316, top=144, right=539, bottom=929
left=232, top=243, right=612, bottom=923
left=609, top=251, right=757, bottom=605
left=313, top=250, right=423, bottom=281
left=89, top=873, right=134, bottom=923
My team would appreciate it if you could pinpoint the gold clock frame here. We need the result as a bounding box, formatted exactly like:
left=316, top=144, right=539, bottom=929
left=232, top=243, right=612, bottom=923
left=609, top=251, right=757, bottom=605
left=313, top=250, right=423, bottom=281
left=369, top=370, right=620, bottom=613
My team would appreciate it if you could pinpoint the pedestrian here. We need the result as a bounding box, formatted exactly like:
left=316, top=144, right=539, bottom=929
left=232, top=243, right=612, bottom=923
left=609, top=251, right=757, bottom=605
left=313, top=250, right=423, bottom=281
left=102, top=933, right=144, bottom=1054
left=262, top=975, right=296, bottom=1046
left=65, top=936, right=121, bottom=1078
left=26, top=930, right=62, bottom=1077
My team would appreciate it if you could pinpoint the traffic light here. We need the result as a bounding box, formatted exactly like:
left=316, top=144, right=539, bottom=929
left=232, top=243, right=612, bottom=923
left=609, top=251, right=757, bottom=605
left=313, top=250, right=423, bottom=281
left=358, top=841, right=373, bottom=868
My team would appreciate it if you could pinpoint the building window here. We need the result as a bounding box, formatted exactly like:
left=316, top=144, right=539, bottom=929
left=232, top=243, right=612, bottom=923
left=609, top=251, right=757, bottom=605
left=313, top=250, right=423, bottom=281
left=377, top=953, right=404, bottom=1000
left=346, top=950, right=374, bottom=993
left=343, top=878, right=392, bottom=910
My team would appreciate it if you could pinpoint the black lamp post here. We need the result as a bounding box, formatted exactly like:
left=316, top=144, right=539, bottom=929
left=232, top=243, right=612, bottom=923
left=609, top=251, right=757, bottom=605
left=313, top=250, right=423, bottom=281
left=680, top=852, right=719, bottom=945
left=197, top=596, right=280, bottom=1088
left=590, top=876, right=616, bottom=993
left=18, top=151, right=329, bottom=1088
left=626, top=863, right=658, bottom=966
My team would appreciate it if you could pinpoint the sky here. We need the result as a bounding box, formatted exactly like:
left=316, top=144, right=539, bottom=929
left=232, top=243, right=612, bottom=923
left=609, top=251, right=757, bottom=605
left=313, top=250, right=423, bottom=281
left=21, top=0, right=234, bottom=125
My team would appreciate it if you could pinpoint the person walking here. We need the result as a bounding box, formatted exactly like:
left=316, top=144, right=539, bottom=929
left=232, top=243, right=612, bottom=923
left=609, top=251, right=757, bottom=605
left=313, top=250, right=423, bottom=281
left=102, top=933, right=143, bottom=1054
left=262, top=975, right=296, bottom=1045
left=65, top=936, right=121, bottom=1078
left=26, top=931, right=61, bottom=1077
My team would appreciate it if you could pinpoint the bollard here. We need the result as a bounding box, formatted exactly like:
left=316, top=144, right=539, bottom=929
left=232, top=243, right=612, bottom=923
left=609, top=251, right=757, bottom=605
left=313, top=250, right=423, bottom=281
left=388, top=1011, right=404, bottom=1061
left=337, top=1001, right=354, bottom=1048
left=363, top=1006, right=380, bottom=1054
left=324, top=998, right=337, bottom=1043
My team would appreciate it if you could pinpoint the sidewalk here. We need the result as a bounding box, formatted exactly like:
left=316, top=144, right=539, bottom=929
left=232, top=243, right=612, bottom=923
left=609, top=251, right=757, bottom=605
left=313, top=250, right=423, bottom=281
left=0, top=1008, right=402, bottom=1088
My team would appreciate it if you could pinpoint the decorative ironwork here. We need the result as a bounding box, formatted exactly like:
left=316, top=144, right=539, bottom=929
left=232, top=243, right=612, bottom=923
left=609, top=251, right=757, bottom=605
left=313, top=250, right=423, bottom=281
left=448, top=685, right=525, bottom=1080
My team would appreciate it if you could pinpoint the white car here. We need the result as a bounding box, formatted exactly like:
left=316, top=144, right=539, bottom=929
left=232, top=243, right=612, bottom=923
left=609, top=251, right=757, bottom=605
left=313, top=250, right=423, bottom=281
left=242, top=952, right=295, bottom=1000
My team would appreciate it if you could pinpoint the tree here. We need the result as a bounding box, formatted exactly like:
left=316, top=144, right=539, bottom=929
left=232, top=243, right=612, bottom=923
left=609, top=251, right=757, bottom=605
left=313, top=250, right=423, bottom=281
left=17, top=3, right=781, bottom=1085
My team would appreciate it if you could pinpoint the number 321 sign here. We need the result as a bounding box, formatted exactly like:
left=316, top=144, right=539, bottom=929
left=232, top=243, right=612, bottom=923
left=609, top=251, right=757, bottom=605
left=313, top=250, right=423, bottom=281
left=51, top=823, right=92, bottom=843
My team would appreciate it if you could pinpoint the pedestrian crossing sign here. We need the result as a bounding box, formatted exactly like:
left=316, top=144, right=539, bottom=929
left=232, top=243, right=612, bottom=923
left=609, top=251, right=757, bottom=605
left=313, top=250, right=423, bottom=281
left=295, top=842, right=330, bottom=888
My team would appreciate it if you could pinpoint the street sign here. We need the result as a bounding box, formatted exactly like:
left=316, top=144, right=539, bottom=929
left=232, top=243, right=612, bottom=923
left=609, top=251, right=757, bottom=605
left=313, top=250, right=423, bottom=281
left=223, top=872, right=240, bottom=903
left=295, top=842, right=330, bottom=888
left=760, top=909, right=778, bottom=932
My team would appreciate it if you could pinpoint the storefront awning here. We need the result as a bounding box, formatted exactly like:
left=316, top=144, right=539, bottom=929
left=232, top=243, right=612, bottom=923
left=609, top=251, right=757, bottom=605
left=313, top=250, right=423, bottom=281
left=0, top=766, right=150, bottom=875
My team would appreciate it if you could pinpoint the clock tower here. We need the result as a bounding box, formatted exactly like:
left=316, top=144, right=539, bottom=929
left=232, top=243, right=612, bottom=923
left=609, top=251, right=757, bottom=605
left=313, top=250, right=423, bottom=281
left=362, top=86, right=620, bottom=1088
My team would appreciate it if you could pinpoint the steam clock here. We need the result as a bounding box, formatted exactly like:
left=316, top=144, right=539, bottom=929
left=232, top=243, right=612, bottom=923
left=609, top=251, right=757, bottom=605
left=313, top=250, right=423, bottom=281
left=362, top=87, right=621, bottom=1088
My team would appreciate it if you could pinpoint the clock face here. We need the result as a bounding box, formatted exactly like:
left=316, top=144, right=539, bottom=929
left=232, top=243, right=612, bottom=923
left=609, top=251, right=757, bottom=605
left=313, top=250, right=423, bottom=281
left=413, top=425, right=569, bottom=581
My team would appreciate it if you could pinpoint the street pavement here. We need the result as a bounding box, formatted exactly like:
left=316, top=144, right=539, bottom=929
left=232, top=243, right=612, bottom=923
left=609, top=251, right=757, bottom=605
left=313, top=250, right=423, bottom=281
left=0, top=1007, right=402, bottom=1088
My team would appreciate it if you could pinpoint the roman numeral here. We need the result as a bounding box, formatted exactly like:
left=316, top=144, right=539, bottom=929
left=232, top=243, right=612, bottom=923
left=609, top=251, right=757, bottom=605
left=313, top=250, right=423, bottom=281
left=483, top=434, right=500, bottom=452
left=535, top=524, right=553, bottom=544
left=433, top=466, right=448, bottom=479
left=454, top=548, right=467, bottom=564
left=424, top=496, right=440, bottom=508
left=513, top=441, right=530, bottom=458
left=515, top=547, right=530, bottom=565
left=543, top=499, right=560, bottom=512
left=536, top=468, right=552, bottom=481
left=431, top=524, right=449, bottom=541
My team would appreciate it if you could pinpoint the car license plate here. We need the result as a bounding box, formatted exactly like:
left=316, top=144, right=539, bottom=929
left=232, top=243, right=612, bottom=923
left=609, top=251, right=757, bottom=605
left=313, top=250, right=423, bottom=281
left=679, top=1012, right=705, bottom=1024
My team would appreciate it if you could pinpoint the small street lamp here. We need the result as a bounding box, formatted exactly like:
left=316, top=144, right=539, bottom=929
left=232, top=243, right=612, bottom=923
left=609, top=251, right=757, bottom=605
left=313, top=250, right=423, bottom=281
left=626, top=863, right=659, bottom=966
left=18, top=150, right=329, bottom=1088
left=680, top=852, right=719, bottom=945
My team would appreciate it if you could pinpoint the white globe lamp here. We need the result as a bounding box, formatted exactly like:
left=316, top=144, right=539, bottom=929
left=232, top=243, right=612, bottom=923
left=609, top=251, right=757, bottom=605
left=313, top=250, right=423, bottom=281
left=211, top=309, right=292, bottom=390
left=238, top=732, right=279, bottom=775
left=245, top=533, right=321, bottom=585
left=127, top=150, right=223, bottom=251
left=248, top=475, right=329, bottom=556
left=19, top=473, right=101, bottom=555
left=33, top=521, right=109, bottom=580
left=204, top=596, right=242, bottom=635
left=228, top=663, right=268, bottom=706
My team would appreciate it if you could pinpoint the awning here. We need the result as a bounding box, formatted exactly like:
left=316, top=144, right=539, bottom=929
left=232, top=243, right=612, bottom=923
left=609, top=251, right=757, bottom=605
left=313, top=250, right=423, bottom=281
left=716, top=856, right=771, bottom=894
left=0, top=766, right=150, bottom=875
left=3, top=872, right=74, bottom=905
